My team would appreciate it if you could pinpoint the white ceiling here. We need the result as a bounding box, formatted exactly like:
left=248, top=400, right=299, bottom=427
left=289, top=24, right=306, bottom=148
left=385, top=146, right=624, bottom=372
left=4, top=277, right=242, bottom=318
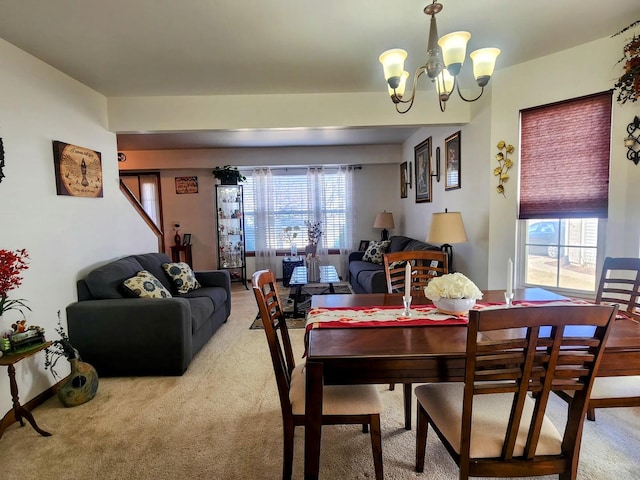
left=0, top=0, right=637, bottom=149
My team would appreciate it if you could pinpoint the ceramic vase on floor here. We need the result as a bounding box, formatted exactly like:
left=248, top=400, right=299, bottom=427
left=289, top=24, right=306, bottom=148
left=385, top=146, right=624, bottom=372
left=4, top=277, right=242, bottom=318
left=57, top=357, right=99, bottom=408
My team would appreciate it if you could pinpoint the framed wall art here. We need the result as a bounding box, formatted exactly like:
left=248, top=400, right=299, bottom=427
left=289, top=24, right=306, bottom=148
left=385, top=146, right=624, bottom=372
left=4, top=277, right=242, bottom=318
left=414, top=137, right=432, bottom=203
left=182, top=233, right=192, bottom=245
left=52, top=141, right=103, bottom=198
left=175, top=176, right=198, bottom=194
left=400, top=161, right=408, bottom=198
left=445, top=131, right=461, bottom=190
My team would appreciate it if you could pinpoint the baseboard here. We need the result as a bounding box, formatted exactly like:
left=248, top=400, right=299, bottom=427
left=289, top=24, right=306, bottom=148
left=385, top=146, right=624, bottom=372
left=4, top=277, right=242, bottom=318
left=0, top=383, right=58, bottom=439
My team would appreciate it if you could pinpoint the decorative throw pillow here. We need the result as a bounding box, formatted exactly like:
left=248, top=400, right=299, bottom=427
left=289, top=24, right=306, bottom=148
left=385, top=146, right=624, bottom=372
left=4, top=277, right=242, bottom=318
left=123, top=271, right=172, bottom=298
left=162, top=262, right=201, bottom=294
left=389, top=259, right=415, bottom=270
left=362, top=240, right=391, bottom=265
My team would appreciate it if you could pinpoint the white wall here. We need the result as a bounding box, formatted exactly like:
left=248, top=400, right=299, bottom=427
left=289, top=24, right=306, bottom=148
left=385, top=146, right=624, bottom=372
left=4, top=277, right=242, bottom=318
left=488, top=35, right=640, bottom=289
left=0, top=39, right=157, bottom=416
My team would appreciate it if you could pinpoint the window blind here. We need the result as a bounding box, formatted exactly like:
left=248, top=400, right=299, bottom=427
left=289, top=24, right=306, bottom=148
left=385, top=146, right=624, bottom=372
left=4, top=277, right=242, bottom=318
left=519, top=91, right=612, bottom=219
left=243, top=170, right=347, bottom=251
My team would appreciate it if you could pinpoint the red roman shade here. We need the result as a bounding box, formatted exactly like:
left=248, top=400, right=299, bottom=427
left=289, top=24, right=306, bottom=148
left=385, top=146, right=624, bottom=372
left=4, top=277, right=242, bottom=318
left=519, top=91, right=612, bottom=219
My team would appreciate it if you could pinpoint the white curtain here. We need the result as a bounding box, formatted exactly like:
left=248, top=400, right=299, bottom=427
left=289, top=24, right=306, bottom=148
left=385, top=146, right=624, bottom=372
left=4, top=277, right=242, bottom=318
left=139, top=175, right=160, bottom=228
left=306, top=167, right=328, bottom=257
left=338, top=166, right=355, bottom=280
left=252, top=168, right=278, bottom=272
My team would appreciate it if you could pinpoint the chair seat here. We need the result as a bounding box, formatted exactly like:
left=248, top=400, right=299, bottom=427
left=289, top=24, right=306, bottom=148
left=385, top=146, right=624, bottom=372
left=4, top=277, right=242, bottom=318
left=563, top=375, right=640, bottom=400
left=290, top=365, right=383, bottom=416
left=415, top=383, right=562, bottom=458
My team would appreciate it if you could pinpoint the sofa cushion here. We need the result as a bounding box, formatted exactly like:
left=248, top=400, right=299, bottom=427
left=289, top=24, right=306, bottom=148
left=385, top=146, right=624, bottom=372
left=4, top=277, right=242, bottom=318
left=355, top=268, right=387, bottom=294
left=162, top=262, right=201, bottom=294
left=388, top=236, right=413, bottom=253
left=180, top=285, right=228, bottom=311
left=134, top=253, right=174, bottom=291
left=85, top=256, right=144, bottom=299
left=182, top=296, right=215, bottom=333
left=362, top=240, right=391, bottom=264
left=123, top=270, right=173, bottom=298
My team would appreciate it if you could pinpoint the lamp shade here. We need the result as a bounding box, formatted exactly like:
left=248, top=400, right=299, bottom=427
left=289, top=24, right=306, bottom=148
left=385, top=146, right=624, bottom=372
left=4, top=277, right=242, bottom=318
left=427, top=211, right=467, bottom=244
left=438, top=31, right=471, bottom=76
left=373, top=212, right=395, bottom=229
left=379, top=49, right=408, bottom=89
left=469, top=47, right=501, bottom=87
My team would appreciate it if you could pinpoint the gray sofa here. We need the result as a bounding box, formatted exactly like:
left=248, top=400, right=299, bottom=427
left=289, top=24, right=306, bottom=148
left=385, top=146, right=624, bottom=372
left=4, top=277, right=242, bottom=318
left=348, top=236, right=442, bottom=294
left=66, top=253, right=231, bottom=376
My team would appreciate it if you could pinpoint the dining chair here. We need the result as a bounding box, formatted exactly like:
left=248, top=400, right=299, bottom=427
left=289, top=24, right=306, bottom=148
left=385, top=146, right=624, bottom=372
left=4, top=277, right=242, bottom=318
left=556, top=256, right=640, bottom=421
left=251, top=269, right=383, bottom=480
left=383, top=250, right=449, bottom=295
left=383, top=250, right=449, bottom=430
left=415, top=303, right=618, bottom=480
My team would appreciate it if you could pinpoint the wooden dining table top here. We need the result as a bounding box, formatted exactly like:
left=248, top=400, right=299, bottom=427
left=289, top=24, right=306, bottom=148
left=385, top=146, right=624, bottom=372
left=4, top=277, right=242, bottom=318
left=307, top=288, right=640, bottom=373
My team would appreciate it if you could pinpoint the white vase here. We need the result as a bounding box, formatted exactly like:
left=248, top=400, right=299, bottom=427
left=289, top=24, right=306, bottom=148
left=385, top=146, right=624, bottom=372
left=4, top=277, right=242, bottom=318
left=433, top=298, right=476, bottom=315
left=290, top=245, right=298, bottom=257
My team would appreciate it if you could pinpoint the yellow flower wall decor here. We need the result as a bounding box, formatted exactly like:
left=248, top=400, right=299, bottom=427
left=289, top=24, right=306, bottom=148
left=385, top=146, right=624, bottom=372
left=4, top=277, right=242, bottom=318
left=493, top=140, right=515, bottom=196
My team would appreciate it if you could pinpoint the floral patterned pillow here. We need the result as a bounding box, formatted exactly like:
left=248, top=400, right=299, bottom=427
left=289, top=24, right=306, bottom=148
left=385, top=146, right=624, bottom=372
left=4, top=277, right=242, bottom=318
left=362, top=240, right=391, bottom=265
left=162, top=262, right=201, bottom=294
left=123, top=271, right=172, bottom=298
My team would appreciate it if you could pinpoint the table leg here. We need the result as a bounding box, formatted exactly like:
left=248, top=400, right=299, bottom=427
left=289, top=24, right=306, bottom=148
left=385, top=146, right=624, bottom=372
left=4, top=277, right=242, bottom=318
left=6, top=364, right=51, bottom=438
left=305, top=360, right=323, bottom=480
left=328, top=282, right=335, bottom=294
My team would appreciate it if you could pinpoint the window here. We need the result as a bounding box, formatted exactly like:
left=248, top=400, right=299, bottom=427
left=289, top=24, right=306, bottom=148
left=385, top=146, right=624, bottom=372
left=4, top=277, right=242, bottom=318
left=519, top=92, right=612, bottom=293
left=523, top=218, right=599, bottom=292
left=243, top=169, right=349, bottom=252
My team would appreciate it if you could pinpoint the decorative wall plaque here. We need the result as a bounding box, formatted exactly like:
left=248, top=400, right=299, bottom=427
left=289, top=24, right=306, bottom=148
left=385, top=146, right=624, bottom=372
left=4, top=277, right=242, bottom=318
left=52, top=141, right=103, bottom=197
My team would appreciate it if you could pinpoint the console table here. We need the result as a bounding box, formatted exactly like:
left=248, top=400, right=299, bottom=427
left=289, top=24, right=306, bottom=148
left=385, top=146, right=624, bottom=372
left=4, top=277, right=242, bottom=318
left=170, top=244, right=193, bottom=268
left=0, top=342, right=53, bottom=440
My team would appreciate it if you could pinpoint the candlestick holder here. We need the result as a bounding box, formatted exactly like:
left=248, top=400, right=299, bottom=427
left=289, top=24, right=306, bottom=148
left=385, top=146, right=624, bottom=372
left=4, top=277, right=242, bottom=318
left=402, top=296, right=412, bottom=316
left=504, top=291, right=514, bottom=308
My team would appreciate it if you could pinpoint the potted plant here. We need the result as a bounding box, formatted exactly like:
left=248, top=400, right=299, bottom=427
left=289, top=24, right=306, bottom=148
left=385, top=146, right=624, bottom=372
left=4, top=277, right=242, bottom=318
left=45, top=311, right=99, bottom=407
left=212, top=165, right=246, bottom=185
left=614, top=19, right=640, bottom=104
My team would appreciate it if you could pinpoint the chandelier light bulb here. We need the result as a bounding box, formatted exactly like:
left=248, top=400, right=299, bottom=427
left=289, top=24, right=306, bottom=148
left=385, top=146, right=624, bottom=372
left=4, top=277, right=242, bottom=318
left=469, top=47, right=501, bottom=87
left=379, top=49, right=408, bottom=89
left=438, top=31, right=471, bottom=76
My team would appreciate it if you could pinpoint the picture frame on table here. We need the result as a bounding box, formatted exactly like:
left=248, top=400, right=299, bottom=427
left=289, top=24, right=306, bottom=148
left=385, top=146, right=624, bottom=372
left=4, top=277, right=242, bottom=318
left=400, top=161, right=408, bottom=198
left=414, top=136, right=432, bottom=203
left=182, top=233, right=192, bottom=245
left=445, top=131, right=461, bottom=190
left=358, top=240, right=370, bottom=252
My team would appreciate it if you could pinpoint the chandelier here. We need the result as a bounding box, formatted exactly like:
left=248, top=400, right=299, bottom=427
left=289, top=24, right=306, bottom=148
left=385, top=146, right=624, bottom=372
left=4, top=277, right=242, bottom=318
left=379, top=1, right=501, bottom=113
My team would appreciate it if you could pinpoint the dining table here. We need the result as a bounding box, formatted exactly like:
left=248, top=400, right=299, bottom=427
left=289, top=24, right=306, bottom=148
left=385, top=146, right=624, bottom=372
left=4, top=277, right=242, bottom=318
left=302, top=287, right=640, bottom=480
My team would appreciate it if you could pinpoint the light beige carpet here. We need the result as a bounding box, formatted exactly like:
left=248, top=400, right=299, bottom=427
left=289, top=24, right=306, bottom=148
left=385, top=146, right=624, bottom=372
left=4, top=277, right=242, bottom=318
left=0, top=284, right=638, bottom=480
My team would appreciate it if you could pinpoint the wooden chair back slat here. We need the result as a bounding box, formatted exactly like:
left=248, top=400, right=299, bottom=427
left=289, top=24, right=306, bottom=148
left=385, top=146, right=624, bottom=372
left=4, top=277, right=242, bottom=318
left=597, top=257, right=640, bottom=321
left=383, top=250, right=449, bottom=294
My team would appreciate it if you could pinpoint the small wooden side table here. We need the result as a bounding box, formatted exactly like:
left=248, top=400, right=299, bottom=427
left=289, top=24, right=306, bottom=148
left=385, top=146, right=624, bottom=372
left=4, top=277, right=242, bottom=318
left=0, top=342, right=52, bottom=440
left=170, top=244, right=193, bottom=268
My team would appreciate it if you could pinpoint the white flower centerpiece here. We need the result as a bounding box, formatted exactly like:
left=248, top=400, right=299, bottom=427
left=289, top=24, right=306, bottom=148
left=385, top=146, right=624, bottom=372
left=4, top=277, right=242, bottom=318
left=424, top=272, right=483, bottom=315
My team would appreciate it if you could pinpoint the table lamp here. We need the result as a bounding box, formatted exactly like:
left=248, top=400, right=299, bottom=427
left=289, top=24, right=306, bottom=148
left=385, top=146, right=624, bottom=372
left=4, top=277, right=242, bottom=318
left=373, top=211, right=395, bottom=240
left=426, top=209, right=467, bottom=271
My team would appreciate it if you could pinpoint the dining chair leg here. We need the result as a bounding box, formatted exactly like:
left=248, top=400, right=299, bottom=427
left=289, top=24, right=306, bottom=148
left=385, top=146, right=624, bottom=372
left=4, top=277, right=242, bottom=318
left=587, top=406, right=596, bottom=421
left=389, top=382, right=395, bottom=390
left=282, top=425, right=294, bottom=480
left=403, top=383, right=412, bottom=429
left=362, top=423, right=369, bottom=433
left=369, top=414, right=384, bottom=480
left=415, top=403, right=428, bottom=473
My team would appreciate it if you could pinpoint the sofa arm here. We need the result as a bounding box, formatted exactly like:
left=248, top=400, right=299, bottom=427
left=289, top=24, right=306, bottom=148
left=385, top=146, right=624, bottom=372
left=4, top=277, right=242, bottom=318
left=195, top=270, right=231, bottom=317
left=349, top=251, right=365, bottom=262
left=66, top=297, right=193, bottom=376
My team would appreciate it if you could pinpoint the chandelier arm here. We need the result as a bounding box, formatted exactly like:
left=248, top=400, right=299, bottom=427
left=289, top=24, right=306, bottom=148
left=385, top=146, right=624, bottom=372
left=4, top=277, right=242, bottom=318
left=455, top=81, right=485, bottom=103
left=393, top=67, right=426, bottom=114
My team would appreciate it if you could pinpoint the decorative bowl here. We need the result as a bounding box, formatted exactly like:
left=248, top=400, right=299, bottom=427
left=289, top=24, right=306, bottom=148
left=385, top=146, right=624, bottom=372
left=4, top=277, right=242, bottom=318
left=433, top=298, right=476, bottom=315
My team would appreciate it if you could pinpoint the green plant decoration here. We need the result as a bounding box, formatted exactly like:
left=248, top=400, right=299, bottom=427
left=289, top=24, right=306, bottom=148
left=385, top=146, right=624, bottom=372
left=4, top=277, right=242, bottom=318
left=494, top=141, right=514, bottom=197
left=211, top=165, right=246, bottom=184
